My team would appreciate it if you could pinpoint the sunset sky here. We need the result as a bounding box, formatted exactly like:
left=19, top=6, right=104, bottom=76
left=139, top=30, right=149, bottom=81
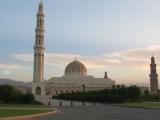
left=1, top=0, right=160, bottom=86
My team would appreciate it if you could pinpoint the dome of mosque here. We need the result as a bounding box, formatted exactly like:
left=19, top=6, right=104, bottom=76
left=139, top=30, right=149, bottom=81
left=65, top=60, right=87, bottom=76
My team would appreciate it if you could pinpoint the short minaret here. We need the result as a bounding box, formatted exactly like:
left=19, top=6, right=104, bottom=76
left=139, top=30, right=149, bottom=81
left=149, top=56, right=158, bottom=94
left=33, top=1, right=45, bottom=82
left=104, top=72, right=108, bottom=79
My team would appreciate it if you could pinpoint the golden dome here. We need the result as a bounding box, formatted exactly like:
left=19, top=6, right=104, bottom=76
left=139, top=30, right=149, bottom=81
left=65, top=60, right=87, bottom=76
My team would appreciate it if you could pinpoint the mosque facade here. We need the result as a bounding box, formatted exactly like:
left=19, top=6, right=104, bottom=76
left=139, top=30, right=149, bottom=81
left=32, top=1, right=115, bottom=97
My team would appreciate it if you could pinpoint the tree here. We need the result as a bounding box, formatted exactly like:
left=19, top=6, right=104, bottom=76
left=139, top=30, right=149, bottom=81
left=19, top=93, right=35, bottom=104
left=144, top=90, right=149, bottom=97
left=53, top=85, right=142, bottom=103
left=0, top=85, right=22, bottom=103
left=127, top=86, right=141, bottom=100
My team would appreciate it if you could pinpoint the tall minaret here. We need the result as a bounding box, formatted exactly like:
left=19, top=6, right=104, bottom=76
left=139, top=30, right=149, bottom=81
left=149, top=56, right=158, bottom=94
left=33, top=1, right=45, bottom=82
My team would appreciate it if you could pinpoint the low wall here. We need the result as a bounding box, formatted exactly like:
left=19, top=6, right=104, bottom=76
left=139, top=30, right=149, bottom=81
left=35, top=96, right=102, bottom=106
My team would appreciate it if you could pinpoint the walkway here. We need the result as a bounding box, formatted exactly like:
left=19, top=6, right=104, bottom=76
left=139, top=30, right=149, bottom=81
left=36, top=105, right=160, bottom=120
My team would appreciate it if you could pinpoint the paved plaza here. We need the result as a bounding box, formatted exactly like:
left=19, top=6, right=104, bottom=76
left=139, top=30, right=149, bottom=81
left=36, top=105, right=160, bottom=120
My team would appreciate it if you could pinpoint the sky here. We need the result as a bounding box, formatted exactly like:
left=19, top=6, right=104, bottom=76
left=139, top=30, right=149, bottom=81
left=1, top=0, right=160, bottom=87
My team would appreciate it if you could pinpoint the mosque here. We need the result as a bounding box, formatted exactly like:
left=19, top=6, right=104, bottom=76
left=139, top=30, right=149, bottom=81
left=32, top=1, right=115, bottom=97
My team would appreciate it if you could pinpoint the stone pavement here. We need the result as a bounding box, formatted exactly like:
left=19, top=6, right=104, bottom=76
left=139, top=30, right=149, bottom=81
left=36, top=105, right=160, bottom=120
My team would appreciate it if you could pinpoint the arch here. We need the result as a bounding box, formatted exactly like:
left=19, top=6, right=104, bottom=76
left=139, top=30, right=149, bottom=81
left=39, top=35, right=41, bottom=44
left=35, top=86, right=41, bottom=95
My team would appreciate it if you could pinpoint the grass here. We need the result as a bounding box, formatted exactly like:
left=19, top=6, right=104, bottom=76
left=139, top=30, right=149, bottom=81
left=0, top=110, right=52, bottom=118
left=0, top=104, right=49, bottom=108
left=0, top=104, right=54, bottom=118
left=119, top=102, right=160, bottom=109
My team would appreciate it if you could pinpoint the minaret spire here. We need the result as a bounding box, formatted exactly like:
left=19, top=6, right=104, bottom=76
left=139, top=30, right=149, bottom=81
left=104, top=72, right=108, bottom=79
left=149, top=56, right=158, bottom=94
left=33, top=1, right=45, bottom=82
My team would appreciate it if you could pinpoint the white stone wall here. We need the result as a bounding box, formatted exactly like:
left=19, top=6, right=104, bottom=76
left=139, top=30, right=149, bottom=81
left=32, top=81, right=46, bottom=96
left=45, top=76, right=115, bottom=96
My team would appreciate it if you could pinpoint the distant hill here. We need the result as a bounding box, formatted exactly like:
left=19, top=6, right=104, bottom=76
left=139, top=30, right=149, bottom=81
left=0, top=79, right=32, bottom=88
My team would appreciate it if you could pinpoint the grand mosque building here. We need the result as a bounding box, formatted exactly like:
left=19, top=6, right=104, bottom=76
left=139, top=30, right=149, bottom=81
left=32, top=1, right=115, bottom=97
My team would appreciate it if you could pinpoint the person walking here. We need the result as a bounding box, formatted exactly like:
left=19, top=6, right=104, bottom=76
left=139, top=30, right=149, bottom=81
left=48, top=101, right=51, bottom=107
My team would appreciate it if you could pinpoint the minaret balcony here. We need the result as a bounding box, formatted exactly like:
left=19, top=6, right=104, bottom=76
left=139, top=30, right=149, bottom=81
left=35, top=28, right=45, bottom=32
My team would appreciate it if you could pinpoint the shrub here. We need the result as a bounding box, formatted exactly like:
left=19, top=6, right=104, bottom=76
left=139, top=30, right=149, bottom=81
left=0, top=85, right=22, bottom=103
left=19, top=93, right=35, bottom=104
left=0, top=85, right=38, bottom=104
left=53, top=85, right=142, bottom=103
left=127, top=86, right=141, bottom=100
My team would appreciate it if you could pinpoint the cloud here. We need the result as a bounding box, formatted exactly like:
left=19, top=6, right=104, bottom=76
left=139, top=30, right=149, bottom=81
left=12, top=54, right=33, bottom=63
left=103, top=44, right=160, bottom=70
left=104, top=44, right=160, bottom=63
left=3, top=69, right=12, bottom=75
left=12, top=44, right=160, bottom=70
left=0, top=64, right=23, bottom=69
left=12, top=53, right=121, bottom=69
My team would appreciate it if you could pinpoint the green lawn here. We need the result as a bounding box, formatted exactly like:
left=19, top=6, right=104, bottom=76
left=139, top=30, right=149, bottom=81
left=0, top=104, right=54, bottom=118
left=0, top=104, right=49, bottom=108
left=120, top=102, right=160, bottom=109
